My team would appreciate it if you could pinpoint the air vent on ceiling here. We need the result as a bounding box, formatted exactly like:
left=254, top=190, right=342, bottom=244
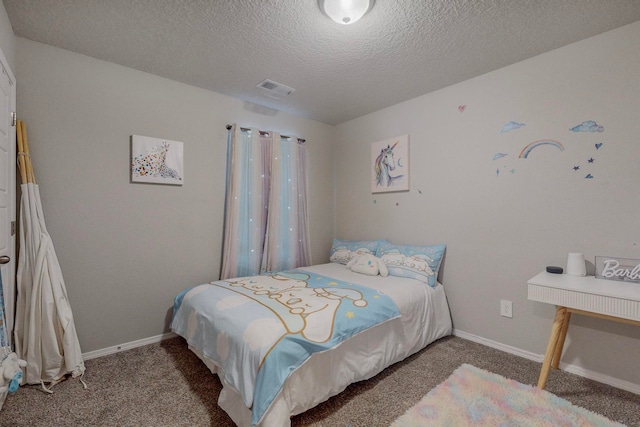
left=257, top=79, right=296, bottom=98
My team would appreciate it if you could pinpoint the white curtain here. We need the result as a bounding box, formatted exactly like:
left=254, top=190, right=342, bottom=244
left=220, top=125, right=311, bottom=279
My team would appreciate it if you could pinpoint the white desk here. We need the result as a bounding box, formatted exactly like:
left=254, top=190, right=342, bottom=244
left=527, top=271, right=640, bottom=389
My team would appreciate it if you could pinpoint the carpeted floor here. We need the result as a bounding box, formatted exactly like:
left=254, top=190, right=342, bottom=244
left=1, top=335, right=638, bottom=426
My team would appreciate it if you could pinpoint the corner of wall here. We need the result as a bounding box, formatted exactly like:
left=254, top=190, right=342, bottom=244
left=0, top=2, right=16, bottom=73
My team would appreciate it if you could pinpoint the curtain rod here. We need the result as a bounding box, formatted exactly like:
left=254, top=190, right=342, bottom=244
left=226, top=124, right=305, bottom=143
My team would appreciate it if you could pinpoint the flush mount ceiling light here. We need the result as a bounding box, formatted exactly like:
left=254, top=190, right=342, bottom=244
left=318, top=0, right=375, bottom=25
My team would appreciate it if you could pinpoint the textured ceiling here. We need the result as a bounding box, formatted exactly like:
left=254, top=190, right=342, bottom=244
left=4, top=0, right=640, bottom=125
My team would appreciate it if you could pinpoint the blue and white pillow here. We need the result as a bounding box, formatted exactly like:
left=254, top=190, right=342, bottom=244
left=376, top=242, right=446, bottom=287
left=329, top=239, right=386, bottom=265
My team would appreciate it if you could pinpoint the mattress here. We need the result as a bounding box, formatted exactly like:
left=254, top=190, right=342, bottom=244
left=175, top=263, right=452, bottom=426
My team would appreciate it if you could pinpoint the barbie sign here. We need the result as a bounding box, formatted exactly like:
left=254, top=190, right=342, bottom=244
left=595, top=256, right=640, bottom=284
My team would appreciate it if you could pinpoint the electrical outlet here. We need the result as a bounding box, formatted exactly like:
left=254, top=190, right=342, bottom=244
left=500, top=299, right=513, bottom=318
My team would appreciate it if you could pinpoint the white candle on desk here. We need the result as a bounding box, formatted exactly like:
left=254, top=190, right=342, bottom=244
left=566, top=252, right=586, bottom=276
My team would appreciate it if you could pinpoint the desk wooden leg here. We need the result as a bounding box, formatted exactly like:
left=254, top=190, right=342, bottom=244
left=552, top=311, right=571, bottom=369
left=537, top=306, right=568, bottom=389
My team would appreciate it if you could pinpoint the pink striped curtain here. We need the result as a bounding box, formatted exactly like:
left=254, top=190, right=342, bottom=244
left=220, top=125, right=311, bottom=279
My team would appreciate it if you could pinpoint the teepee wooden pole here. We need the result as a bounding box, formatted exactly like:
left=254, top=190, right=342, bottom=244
left=16, top=119, right=27, bottom=184
left=20, top=121, right=35, bottom=184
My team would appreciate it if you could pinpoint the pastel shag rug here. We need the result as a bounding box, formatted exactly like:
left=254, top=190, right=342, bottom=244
left=390, top=364, right=625, bottom=427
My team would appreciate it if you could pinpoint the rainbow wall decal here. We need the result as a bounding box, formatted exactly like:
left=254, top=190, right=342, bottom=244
left=518, top=140, right=565, bottom=159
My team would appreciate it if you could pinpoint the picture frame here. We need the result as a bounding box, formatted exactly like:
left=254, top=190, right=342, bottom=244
left=131, top=135, right=184, bottom=185
left=371, top=135, right=409, bottom=193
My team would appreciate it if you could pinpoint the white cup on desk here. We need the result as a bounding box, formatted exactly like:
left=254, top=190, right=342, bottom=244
left=566, top=252, right=586, bottom=276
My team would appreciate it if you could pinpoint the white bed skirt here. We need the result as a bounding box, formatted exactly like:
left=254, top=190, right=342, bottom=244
left=189, top=278, right=452, bottom=426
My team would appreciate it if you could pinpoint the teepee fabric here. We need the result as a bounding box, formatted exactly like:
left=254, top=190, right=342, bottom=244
left=14, top=121, right=85, bottom=387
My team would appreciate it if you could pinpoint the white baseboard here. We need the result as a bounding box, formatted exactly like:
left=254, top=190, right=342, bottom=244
left=453, top=328, right=640, bottom=395
left=82, top=332, right=177, bottom=361
left=82, top=329, right=640, bottom=395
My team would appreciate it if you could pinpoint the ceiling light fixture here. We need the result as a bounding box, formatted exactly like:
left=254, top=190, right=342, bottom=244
left=318, top=0, right=375, bottom=25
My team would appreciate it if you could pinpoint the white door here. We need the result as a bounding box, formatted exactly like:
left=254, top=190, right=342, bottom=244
left=0, top=48, right=16, bottom=344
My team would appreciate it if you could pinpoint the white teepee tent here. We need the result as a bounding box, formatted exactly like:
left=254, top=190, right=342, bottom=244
left=14, top=121, right=85, bottom=390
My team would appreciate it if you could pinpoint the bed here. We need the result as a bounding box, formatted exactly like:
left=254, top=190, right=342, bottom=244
left=171, top=240, right=452, bottom=426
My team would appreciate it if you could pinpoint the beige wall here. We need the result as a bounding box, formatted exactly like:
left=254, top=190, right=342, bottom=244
left=0, top=2, right=14, bottom=72
left=335, top=22, right=640, bottom=388
left=8, top=0, right=640, bottom=392
left=15, top=38, right=335, bottom=352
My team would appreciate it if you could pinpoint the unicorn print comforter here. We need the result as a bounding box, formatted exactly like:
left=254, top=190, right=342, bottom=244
left=171, top=267, right=400, bottom=425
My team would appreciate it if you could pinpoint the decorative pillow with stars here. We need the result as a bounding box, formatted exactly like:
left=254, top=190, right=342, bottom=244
left=376, top=242, right=446, bottom=287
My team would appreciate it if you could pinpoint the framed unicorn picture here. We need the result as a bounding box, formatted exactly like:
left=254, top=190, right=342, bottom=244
left=371, top=135, right=409, bottom=193
left=131, top=135, right=184, bottom=185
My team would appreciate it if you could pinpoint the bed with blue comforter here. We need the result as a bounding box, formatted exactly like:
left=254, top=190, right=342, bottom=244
left=171, top=262, right=452, bottom=426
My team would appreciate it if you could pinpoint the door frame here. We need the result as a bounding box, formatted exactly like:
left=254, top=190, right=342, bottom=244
left=0, top=45, right=16, bottom=345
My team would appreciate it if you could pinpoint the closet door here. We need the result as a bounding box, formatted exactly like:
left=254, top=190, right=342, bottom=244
left=0, top=49, right=16, bottom=342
